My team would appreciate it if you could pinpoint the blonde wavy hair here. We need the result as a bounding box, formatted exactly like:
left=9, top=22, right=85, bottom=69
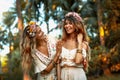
left=20, top=21, right=38, bottom=74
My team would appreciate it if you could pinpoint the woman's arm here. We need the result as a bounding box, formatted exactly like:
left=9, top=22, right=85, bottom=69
left=57, top=60, right=61, bottom=80
left=41, top=40, right=63, bottom=73
left=75, top=42, right=88, bottom=64
left=74, top=34, right=83, bottom=64
left=41, top=51, right=60, bottom=74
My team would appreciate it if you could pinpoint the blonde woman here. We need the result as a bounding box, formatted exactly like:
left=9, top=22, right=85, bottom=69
left=20, top=21, right=61, bottom=80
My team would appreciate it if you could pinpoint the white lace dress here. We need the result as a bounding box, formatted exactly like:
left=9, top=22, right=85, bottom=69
left=60, top=47, right=87, bottom=80
left=32, top=35, right=57, bottom=80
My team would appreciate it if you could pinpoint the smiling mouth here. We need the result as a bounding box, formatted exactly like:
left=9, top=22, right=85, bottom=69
left=66, top=28, right=71, bottom=32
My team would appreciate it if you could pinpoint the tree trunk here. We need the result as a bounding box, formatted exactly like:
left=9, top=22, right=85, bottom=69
left=97, top=0, right=105, bottom=46
left=16, top=0, right=24, bottom=38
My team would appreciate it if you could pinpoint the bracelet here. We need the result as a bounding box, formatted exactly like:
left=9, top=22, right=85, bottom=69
left=77, top=49, right=82, bottom=53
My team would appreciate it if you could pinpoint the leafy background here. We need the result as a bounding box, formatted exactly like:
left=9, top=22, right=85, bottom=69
left=0, top=0, right=120, bottom=80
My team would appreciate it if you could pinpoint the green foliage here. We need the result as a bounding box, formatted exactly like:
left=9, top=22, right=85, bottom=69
left=105, top=29, right=120, bottom=49
left=1, top=0, right=120, bottom=79
left=3, top=12, right=16, bottom=27
left=0, top=28, right=8, bottom=49
left=3, top=48, right=23, bottom=80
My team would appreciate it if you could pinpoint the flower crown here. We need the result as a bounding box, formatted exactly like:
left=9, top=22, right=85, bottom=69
left=26, top=21, right=37, bottom=38
left=65, top=12, right=83, bottom=22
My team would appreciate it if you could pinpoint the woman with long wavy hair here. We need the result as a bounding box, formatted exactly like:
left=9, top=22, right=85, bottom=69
left=57, top=12, right=91, bottom=80
left=20, top=21, right=61, bottom=80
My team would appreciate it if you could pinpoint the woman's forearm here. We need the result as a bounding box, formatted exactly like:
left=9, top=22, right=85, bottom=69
left=75, top=33, right=84, bottom=64
left=42, top=40, right=62, bottom=73
left=57, top=61, right=61, bottom=80
left=74, top=44, right=83, bottom=64
left=44, top=51, right=60, bottom=73
left=74, top=52, right=83, bottom=64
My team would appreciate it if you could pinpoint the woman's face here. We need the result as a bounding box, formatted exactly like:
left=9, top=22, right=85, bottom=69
left=64, top=20, right=76, bottom=34
left=36, top=27, right=44, bottom=39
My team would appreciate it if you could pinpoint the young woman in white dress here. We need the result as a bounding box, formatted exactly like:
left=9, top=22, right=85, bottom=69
left=20, top=21, right=61, bottom=80
left=57, top=12, right=91, bottom=80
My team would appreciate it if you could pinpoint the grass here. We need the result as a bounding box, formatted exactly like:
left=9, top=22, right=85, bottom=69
left=88, top=73, right=120, bottom=80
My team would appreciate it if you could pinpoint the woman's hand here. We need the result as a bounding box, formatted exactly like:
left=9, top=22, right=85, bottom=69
left=56, top=40, right=63, bottom=55
left=40, top=70, right=49, bottom=76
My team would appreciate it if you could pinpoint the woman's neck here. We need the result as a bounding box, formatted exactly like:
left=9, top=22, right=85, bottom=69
left=67, top=33, right=76, bottom=40
left=36, top=36, right=47, bottom=47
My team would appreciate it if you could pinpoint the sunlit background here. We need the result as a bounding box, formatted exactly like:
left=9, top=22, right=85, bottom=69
left=0, top=0, right=14, bottom=56
left=0, top=0, right=120, bottom=80
left=0, top=0, right=61, bottom=56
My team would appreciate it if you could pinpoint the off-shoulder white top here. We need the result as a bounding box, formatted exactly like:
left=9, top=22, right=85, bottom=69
left=60, top=47, right=87, bottom=67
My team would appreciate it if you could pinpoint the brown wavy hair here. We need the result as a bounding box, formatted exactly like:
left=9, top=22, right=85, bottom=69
left=62, top=12, right=91, bottom=69
left=62, top=12, right=88, bottom=42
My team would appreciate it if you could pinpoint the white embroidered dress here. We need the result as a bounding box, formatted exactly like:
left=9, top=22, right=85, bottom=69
left=60, top=47, right=87, bottom=80
left=32, top=35, right=57, bottom=80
